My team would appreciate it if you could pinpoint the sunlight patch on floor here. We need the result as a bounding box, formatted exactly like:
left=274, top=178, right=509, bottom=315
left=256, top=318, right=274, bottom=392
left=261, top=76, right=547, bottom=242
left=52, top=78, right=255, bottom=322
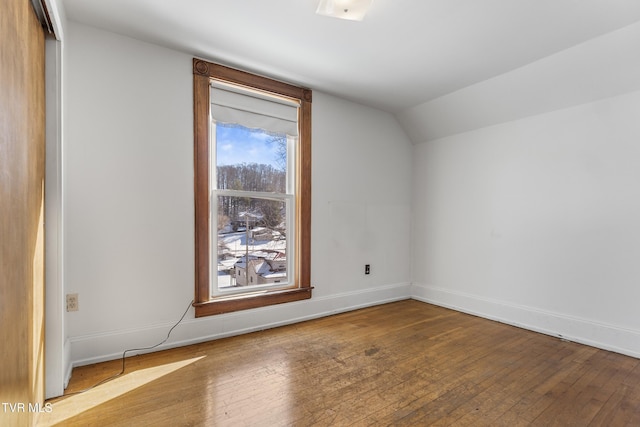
left=39, top=356, right=205, bottom=426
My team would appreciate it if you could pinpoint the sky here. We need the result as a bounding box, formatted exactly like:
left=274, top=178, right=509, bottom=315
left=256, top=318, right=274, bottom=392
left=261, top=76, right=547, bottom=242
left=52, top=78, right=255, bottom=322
left=216, top=125, right=283, bottom=168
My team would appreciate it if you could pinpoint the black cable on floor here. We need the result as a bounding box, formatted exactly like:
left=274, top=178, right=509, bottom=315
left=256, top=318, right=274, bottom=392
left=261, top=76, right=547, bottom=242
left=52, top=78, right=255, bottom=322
left=54, top=298, right=194, bottom=399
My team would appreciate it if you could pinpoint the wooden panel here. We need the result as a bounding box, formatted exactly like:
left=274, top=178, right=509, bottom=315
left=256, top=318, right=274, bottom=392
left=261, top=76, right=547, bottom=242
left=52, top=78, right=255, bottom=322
left=297, top=98, right=312, bottom=287
left=46, top=300, right=640, bottom=426
left=0, top=0, right=46, bottom=426
left=193, top=287, right=312, bottom=317
left=192, top=72, right=211, bottom=303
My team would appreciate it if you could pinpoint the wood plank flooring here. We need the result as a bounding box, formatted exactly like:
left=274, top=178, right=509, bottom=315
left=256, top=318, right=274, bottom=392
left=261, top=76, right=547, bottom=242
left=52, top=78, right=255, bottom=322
left=41, top=300, right=640, bottom=426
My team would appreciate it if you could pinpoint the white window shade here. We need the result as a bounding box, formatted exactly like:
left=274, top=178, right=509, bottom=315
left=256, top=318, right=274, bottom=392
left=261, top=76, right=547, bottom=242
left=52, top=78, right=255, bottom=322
left=210, top=82, right=300, bottom=136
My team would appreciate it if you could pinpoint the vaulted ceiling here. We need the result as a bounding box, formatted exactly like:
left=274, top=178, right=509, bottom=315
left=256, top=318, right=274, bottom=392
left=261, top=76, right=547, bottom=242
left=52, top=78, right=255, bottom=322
left=61, top=0, right=640, bottom=113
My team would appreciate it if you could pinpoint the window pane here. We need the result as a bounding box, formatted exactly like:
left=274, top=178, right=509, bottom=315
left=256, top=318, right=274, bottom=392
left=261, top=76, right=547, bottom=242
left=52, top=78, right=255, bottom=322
left=216, top=124, right=287, bottom=193
left=216, top=195, right=288, bottom=290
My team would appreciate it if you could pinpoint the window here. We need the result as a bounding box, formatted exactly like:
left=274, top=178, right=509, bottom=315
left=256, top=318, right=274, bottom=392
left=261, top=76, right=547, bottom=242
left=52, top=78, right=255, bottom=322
left=193, top=59, right=312, bottom=317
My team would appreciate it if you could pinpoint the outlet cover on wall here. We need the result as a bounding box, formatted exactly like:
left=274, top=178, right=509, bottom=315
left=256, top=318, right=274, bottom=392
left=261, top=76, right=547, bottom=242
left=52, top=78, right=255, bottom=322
left=66, top=293, right=79, bottom=312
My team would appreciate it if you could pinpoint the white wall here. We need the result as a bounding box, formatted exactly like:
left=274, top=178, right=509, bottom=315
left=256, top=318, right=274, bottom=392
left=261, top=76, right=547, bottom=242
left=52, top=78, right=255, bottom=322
left=63, top=22, right=413, bottom=370
left=410, top=23, right=640, bottom=357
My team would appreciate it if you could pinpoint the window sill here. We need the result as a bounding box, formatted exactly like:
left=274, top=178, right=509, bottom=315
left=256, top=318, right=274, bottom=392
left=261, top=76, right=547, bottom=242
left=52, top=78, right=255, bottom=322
left=193, top=286, right=313, bottom=317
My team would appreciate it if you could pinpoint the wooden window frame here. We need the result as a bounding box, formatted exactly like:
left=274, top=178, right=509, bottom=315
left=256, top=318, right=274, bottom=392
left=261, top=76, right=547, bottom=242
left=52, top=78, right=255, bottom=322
left=193, top=59, right=312, bottom=317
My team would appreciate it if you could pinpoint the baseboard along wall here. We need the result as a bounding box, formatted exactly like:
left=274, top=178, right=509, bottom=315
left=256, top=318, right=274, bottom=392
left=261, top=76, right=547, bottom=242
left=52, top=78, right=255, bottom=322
left=65, top=280, right=640, bottom=389
left=411, top=283, right=640, bottom=360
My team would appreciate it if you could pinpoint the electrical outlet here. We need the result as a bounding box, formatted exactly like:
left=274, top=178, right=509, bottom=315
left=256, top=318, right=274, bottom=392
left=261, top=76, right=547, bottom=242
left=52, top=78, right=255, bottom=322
left=365, top=264, right=370, bottom=275
left=66, top=293, right=79, bottom=312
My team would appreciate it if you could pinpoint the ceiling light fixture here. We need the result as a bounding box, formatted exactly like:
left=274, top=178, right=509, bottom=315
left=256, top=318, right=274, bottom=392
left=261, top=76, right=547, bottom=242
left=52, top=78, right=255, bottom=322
left=316, top=0, right=373, bottom=21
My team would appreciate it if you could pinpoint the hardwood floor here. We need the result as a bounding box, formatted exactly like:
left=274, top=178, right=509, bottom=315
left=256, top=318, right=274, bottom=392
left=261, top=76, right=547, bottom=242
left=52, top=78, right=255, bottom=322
left=42, top=300, right=640, bottom=426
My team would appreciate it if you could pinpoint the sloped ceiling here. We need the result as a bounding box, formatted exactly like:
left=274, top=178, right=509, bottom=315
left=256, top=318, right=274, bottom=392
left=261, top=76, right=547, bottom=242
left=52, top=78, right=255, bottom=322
left=61, top=0, right=640, bottom=116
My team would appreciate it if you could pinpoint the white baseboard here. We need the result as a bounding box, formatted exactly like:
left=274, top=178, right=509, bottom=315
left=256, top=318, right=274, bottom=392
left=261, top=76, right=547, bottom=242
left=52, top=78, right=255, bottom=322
left=69, top=282, right=411, bottom=367
left=411, top=283, right=640, bottom=359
